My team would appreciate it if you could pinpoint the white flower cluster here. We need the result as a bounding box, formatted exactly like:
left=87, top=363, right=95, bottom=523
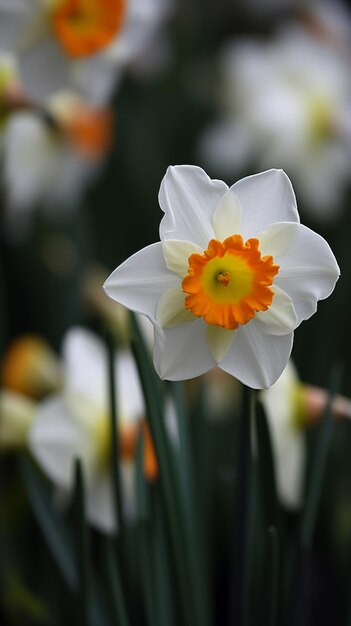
left=0, top=0, right=174, bottom=230
left=200, top=4, right=351, bottom=222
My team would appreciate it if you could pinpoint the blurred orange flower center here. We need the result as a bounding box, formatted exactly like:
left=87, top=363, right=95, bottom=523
left=52, top=0, right=126, bottom=58
left=64, top=107, right=112, bottom=158
left=182, top=235, right=279, bottom=330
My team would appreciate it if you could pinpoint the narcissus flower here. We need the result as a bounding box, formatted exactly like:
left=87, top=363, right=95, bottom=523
left=104, top=166, right=339, bottom=389
left=2, top=89, right=112, bottom=231
left=0, top=0, right=173, bottom=104
left=200, top=25, right=351, bottom=221
left=28, top=327, right=157, bottom=534
left=260, top=358, right=351, bottom=508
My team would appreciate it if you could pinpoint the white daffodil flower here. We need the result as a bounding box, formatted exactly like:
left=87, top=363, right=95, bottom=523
left=200, top=26, right=351, bottom=220
left=0, top=0, right=173, bottom=105
left=2, top=89, right=112, bottom=235
left=104, top=165, right=339, bottom=389
left=28, top=327, right=151, bottom=534
left=260, top=361, right=306, bottom=509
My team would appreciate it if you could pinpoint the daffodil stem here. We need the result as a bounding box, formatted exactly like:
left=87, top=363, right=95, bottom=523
left=228, top=386, right=255, bottom=626
left=106, top=332, right=126, bottom=542
left=257, top=526, right=279, bottom=626
left=130, top=313, right=196, bottom=626
left=300, top=364, right=342, bottom=551
left=170, top=381, right=211, bottom=626
left=73, top=459, right=91, bottom=626
left=135, top=434, right=158, bottom=626
left=103, top=536, right=130, bottom=626
left=288, top=364, right=342, bottom=626
left=255, top=400, right=279, bottom=529
left=19, top=454, right=78, bottom=591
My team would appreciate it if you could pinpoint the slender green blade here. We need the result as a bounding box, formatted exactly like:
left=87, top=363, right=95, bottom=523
left=19, top=455, right=78, bottom=591
left=135, top=433, right=158, bottom=626
left=300, top=365, right=342, bottom=551
left=106, top=331, right=126, bottom=542
left=257, top=526, right=279, bottom=626
left=255, top=400, right=279, bottom=529
left=102, top=536, right=130, bottom=626
left=228, top=386, right=255, bottom=626
left=130, top=313, right=196, bottom=626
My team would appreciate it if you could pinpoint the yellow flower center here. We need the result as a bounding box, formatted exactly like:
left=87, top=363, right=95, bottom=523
left=52, top=0, right=126, bottom=58
left=182, top=235, right=279, bottom=330
left=307, top=95, right=332, bottom=144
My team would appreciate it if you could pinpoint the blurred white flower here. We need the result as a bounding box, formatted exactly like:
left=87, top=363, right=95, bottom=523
left=28, top=327, right=156, bottom=534
left=200, top=25, right=351, bottom=221
left=104, top=165, right=339, bottom=389
left=260, top=361, right=306, bottom=509
left=0, top=0, right=174, bottom=105
left=2, top=89, right=112, bottom=235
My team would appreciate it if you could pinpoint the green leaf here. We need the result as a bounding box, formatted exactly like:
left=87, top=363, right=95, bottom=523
left=135, top=433, right=158, bottom=626
left=228, top=386, right=255, bottom=626
left=257, top=526, right=279, bottom=626
left=19, top=455, right=78, bottom=591
left=102, top=536, right=130, bottom=626
left=169, top=380, right=211, bottom=626
left=106, top=331, right=126, bottom=543
left=72, top=459, right=108, bottom=626
left=130, top=313, right=196, bottom=626
left=300, top=364, right=343, bottom=551
left=255, top=400, right=279, bottom=529
left=73, top=459, right=91, bottom=625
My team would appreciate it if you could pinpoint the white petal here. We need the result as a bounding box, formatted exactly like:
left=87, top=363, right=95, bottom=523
left=255, top=286, right=298, bottom=334
left=104, top=243, right=178, bottom=324
left=156, top=284, right=195, bottom=328
left=153, top=319, right=215, bottom=380
left=260, top=223, right=340, bottom=324
left=86, top=474, right=116, bottom=534
left=3, top=112, right=60, bottom=210
left=259, top=222, right=301, bottom=258
left=162, top=239, right=202, bottom=276
left=115, top=350, right=145, bottom=423
left=205, top=325, right=235, bottom=362
left=159, top=165, right=227, bottom=248
left=231, top=169, right=299, bottom=240
left=211, top=189, right=242, bottom=240
left=19, top=37, right=71, bottom=104
left=0, top=0, right=34, bottom=50
left=28, top=396, right=99, bottom=489
left=220, top=321, right=294, bottom=389
left=63, top=327, right=106, bottom=406
left=71, top=56, right=119, bottom=107
left=260, top=361, right=306, bottom=509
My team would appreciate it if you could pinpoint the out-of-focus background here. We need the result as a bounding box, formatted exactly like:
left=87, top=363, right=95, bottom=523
left=2, top=0, right=351, bottom=384
left=1, top=1, right=351, bottom=625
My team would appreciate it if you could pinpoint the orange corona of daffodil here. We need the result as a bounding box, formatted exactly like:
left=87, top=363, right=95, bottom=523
left=182, top=235, right=279, bottom=330
left=52, top=0, right=126, bottom=58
